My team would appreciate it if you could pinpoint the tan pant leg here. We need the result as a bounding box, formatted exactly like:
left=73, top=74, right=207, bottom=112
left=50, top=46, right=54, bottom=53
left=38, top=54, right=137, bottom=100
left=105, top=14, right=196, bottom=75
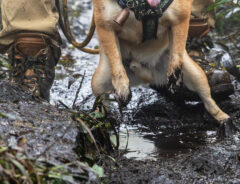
left=192, top=0, right=216, bottom=27
left=0, top=0, right=59, bottom=53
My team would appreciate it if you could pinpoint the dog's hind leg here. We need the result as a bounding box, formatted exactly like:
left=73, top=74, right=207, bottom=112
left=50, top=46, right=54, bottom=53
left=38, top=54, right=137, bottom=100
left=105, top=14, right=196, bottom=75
left=182, top=51, right=233, bottom=137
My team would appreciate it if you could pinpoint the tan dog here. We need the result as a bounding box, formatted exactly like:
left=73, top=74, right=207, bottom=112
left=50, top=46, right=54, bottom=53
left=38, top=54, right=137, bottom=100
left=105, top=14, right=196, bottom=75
left=91, top=0, right=232, bottom=136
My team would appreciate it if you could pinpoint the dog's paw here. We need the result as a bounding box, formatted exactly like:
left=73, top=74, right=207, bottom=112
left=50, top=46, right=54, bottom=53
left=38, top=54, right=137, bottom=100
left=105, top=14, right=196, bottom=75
left=114, top=88, right=132, bottom=107
left=217, top=118, right=236, bottom=140
left=112, top=77, right=131, bottom=106
left=167, top=60, right=182, bottom=78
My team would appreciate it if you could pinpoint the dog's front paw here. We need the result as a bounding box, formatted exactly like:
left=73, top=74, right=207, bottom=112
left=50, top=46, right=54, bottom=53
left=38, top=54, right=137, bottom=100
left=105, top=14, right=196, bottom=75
left=167, top=59, right=182, bottom=78
left=217, top=118, right=236, bottom=140
left=112, top=76, right=131, bottom=106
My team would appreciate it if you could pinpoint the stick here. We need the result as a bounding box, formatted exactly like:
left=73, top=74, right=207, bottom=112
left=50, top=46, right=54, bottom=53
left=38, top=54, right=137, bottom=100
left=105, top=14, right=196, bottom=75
left=76, top=118, right=100, bottom=154
left=72, top=71, right=86, bottom=109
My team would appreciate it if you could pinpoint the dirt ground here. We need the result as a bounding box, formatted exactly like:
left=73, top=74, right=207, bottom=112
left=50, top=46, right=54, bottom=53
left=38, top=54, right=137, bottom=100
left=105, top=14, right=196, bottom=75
left=0, top=1, right=239, bottom=183
left=1, top=79, right=240, bottom=184
left=97, top=80, right=240, bottom=184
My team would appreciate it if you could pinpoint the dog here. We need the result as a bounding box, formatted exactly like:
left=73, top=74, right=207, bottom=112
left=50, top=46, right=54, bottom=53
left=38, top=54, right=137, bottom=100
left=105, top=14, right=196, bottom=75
left=91, top=0, right=233, bottom=137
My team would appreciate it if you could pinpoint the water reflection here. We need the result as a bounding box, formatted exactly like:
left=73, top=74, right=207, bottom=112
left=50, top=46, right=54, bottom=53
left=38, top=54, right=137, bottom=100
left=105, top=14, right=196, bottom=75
left=118, top=126, right=217, bottom=160
left=118, top=100, right=219, bottom=160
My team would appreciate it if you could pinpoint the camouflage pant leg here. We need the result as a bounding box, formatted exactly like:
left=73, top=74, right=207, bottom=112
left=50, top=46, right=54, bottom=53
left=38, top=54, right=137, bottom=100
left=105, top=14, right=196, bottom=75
left=192, top=0, right=216, bottom=27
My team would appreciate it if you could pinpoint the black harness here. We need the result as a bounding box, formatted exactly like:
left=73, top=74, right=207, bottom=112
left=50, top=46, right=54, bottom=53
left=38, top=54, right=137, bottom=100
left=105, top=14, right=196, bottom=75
left=117, top=0, right=174, bottom=42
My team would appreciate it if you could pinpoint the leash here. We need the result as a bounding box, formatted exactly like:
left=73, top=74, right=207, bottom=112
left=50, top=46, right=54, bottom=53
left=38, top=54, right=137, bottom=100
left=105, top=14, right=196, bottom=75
left=56, top=0, right=99, bottom=54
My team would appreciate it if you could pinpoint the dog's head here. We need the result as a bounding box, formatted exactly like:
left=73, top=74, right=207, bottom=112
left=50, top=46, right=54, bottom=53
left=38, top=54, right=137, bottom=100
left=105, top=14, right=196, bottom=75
left=147, top=0, right=161, bottom=7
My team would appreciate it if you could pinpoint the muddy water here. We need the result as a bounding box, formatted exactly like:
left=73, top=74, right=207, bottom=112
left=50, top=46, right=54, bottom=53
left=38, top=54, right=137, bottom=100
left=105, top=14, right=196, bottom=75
left=117, top=96, right=221, bottom=160
left=50, top=0, right=240, bottom=162
left=118, top=128, right=217, bottom=160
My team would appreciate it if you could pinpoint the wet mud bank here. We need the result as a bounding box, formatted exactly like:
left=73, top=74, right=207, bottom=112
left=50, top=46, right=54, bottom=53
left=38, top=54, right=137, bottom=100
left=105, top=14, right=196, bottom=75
left=0, top=80, right=99, bottom=183
left=0, top=80, right=79, bottom=162
left=1, top=80, right=240, bottom=184
left=103, top=87, right=240, bottom=183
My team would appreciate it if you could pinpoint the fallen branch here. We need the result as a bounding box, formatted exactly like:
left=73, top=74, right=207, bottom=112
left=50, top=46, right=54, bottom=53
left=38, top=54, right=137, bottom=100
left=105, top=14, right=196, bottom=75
left=72, top=71, right=86, bottom=109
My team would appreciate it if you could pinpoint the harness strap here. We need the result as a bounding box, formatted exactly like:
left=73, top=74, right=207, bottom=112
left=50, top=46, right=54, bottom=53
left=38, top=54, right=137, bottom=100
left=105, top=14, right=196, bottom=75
left=118, top=0, right=174, bottom=21
left=118, top=0, right=174, bottom=41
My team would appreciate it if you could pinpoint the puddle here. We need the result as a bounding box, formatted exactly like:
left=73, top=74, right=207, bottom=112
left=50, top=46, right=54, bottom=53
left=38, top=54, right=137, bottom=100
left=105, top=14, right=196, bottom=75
left=116, top=126, right=157, bottom=160
left=114, top=124, right=218, bottom=160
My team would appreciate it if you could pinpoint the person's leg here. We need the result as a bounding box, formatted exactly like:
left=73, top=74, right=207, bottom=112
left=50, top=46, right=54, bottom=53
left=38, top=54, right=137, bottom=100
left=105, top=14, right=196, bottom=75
left=188, top=0, right=215, bottom=39
left=191, top=0, right=215, bottom=27
left=0, top=0, right=60, bottom=53
left=0, top=0, right=61, bottom=101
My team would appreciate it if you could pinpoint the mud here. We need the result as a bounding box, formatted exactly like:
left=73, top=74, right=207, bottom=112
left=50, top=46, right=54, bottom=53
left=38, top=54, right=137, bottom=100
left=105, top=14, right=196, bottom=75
left=0, top=80, right=240, bottom=184
left=0, top=81, right=77, bottom=160
left=102, top=88, right=240, bottom=183
left=0, top=0, right=240, bottom=183
left=0, top=81, right=99, bottom=183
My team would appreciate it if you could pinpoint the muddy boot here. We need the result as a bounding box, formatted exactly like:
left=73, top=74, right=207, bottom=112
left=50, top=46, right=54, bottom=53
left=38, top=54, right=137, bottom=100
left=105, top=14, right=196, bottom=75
left=188, top=18, right=210, bottom=39
left=9, top=33, right=61, bottom=101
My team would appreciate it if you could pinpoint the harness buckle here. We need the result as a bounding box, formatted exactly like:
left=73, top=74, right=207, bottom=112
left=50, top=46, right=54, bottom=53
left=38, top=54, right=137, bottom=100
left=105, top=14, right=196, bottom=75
left=126, top=0, right=135, bottom=9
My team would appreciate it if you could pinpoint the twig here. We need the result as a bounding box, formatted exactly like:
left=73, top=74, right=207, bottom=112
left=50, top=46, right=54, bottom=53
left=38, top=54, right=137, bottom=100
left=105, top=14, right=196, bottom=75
left=58, top=100, right=70, bottom=109
left=76, top=118, right=101, bottom=154
left=114, top=95, right=123, bottom=116
left=108, top=116, right=120, bottom=150
left=72, top=71, right=86, bottom=109
left=215, top=31, right=239, bottom=41
left=123, top=124, right=129, bottom=155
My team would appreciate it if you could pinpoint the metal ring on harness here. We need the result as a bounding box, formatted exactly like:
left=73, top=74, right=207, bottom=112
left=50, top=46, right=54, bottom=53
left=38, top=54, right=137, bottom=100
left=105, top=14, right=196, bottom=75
left=126, top=0, right=135, bottom=8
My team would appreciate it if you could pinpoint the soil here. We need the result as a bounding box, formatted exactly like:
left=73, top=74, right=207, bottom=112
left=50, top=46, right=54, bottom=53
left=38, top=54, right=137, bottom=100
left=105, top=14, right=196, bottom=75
left=0, top=0, right=240, bottom=183
left=102, top=88, right=240, bottom=184
left=1, top=80, right=240, bottom=183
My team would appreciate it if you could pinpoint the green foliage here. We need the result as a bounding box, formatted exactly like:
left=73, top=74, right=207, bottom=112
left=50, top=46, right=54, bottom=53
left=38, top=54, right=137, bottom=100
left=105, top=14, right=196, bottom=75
left=92, top=164, right=104, bottom=178
left=73, top=96, right=117, bottom=167
left=210, top=0, right=240, bottom=34
left=74, top=111, right=114, bottom=162
left=207, top=0, right=237, bottom=11
left=0, top=145, right=90, bottom=184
